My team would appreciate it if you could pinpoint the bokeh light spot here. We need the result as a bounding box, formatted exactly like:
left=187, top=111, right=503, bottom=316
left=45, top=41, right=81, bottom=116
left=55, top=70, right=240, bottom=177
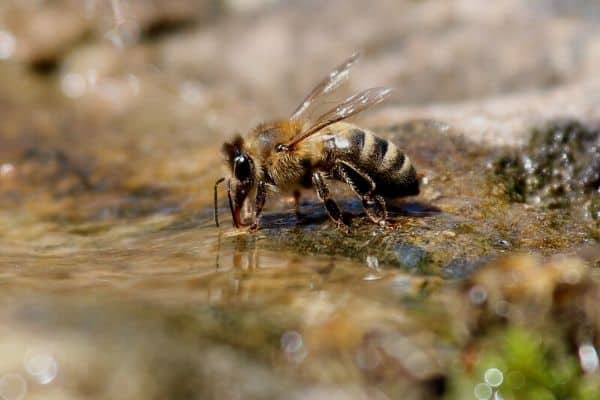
left=578, top=342, right=599, bottom=373
left=469, top=285, right=487, bottom=305
left=474, top=383, right=493, bottom=400
left=484, top=368, right=504, bottom=387
left=61, top=73, right=87, bottom=98
left=0, top=374, right=27, bottom=400
left=0, top=163, right=14, bottom=177
left=0, top=30, right=16, bottom=60
left=24, top=351, right=58, bottom=385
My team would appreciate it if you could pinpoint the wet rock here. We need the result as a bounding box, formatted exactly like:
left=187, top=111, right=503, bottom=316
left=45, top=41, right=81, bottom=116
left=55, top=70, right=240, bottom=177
left=493, top=120, right=600, bottom=220
left=1, top=4, right=89, bottom=68
left=442, top=257, right=489, bottom=279
left=158, top=0, right=600, bottom=111
left=393, top=243, right=429, bottom=271
left=0, top=0, right=221, bottom=67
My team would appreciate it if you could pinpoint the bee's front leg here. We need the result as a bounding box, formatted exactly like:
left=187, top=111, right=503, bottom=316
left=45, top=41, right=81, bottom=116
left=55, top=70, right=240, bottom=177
left=248, top=181, right=267, bottom=232
left=312, top=172, right=351, bottom=234
left=335, top=160, right=388, bottom=226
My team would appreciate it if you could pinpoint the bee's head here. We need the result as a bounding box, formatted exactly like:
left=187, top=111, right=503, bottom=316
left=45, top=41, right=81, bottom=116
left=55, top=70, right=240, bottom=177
left=222, top=135, right=257, bottom=227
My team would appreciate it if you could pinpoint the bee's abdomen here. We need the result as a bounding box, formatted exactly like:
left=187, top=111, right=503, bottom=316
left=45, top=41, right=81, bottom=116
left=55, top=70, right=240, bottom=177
left=338, top=128, right=419, bottom=198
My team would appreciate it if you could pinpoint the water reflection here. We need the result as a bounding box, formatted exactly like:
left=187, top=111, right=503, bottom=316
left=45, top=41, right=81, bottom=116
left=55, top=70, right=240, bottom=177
left=1, top=214, right=406, bottom=307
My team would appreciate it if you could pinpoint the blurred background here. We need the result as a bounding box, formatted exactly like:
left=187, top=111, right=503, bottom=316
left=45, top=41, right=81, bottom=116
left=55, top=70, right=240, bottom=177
left=2, top=0, right=600, bottom=199
left=0, top=1, right=599, bottom=400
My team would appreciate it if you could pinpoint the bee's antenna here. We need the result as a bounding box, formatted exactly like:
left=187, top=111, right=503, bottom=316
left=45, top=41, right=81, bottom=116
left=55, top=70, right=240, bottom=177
left=214, top=177, right=225, bottom=227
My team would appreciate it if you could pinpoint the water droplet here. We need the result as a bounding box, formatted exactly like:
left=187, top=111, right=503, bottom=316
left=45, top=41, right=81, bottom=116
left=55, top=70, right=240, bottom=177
left=281, top=330, right=303, bottom=354
left=484, top=368, right=504, bottom=387
left=0, top=374, right=27, bottom=400
left=469, top=285, right=487, bottom=305
left=366, top=255, right=379, bottom=270
left=61, top=73, right=87, bottom=98
left=495, top=239, right=511, bottom=249
left=523, top=156, right=534, bottom=173
left=24, top=351, right=58, bottom=384
left=474, top=383, right=493, bottom=400
left=578, top=342, right=599, bottom=373
left=0, top=30, right=16, bottom=60
left=281, top=330, right=307, bottom=364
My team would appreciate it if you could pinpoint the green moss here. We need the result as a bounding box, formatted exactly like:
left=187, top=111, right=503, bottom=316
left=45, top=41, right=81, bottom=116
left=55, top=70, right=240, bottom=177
left=447, top=327, right=600, bottom=400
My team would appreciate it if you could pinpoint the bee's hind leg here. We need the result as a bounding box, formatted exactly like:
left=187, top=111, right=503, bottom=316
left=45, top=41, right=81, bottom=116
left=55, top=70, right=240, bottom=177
left=312, top=172, right=351, bottom=233
left=335, top=160, right=388, bottom=227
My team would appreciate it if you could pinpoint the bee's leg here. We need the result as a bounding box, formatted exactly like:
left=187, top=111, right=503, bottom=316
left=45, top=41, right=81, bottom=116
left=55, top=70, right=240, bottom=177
left=312, top=172, right=351, bottom=233
left=214, top=177, right=226, bottom=227
left=248, top=181, right=267, bottom=232
left=335, top=160, right=388, bottom=226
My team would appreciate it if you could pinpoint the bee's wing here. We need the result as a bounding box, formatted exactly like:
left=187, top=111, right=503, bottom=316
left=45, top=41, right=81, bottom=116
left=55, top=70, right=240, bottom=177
left=285, top=87, right=393, bottom=148
left=290, top=52, right=360, bottom=121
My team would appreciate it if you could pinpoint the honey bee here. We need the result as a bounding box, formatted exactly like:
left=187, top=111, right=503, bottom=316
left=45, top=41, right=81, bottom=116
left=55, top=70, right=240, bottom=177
left=214, top=53, right=419, bottom=232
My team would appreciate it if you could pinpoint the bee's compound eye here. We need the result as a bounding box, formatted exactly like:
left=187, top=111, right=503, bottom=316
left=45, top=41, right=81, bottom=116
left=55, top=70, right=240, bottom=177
left=233, top=154, right=252, bottom=181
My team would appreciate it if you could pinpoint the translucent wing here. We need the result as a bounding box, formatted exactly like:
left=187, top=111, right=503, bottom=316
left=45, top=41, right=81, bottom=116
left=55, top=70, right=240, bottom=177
left=284, top=87, right=393, bottom=149
left=290, top=52, right=360, bottom=121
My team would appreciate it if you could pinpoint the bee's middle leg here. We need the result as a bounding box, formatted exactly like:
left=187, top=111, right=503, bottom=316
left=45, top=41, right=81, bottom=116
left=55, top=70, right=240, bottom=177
left=335, top=160, right=388, bottom=226
left=248, top=181, right=267, bottom=232
left=312, top=172, right=350, bottom=233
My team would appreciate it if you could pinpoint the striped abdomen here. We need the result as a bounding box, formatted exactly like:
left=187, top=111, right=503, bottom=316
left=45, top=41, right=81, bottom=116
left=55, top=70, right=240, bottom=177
left=325, top=125, right=419, bottom=198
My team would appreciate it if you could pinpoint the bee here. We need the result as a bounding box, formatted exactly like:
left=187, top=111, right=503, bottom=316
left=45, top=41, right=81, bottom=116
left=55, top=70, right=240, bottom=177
left=214, top=53, right=419, bottom=232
